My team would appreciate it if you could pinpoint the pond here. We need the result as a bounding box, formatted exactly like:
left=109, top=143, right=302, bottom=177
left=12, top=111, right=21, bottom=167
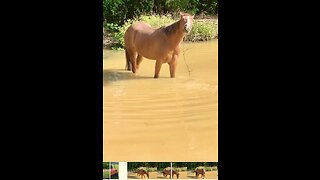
left=103, top=40, right=218, bottom=162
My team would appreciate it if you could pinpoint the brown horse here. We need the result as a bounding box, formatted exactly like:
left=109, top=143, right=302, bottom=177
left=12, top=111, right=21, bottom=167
left=172, top=170, right=180, bottom=179
left=124, top=12, right=194, bottom=78
left=136, top=169, right=149, bottom=179
left=195, top=168, right=205, bottom=179
left=162, top=169, right=179, bottom=179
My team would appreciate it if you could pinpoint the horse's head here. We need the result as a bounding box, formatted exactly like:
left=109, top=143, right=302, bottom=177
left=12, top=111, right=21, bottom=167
left=180, top=12, right=194, bottom=33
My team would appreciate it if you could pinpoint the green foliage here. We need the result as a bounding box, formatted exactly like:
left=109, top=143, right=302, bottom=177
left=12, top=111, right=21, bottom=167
left=204, top=166, right=218, bottom=171
left=103, top=162, right=110, bottom=169
left=184, top=19, right=218, bottom=41
left=198, top=0, right=218, bottom=15
left=103, top=0, right=218, bottom=25
left=103, top=169, right=110, bottom=179
left=184, top=162, right=218, bottom=170
left=136, top=167, right=157, bottom=172
left=206, top=162, right=218, bottom=166
left=104, top=23, right=121, bottom=33
left=157, top=162, right=171, bottom=170
left=103, top=0, right=127, bottom=24
left=172, top=162, right=188, bottom=167
left=173, top=167, right=187, bottom=172
left=103, top=0, right=218, bottom=49
left=103, top=0, right=155, bottom=25
left=160, top=166, right=187, bottom=172
left=128, top=162, right=159, bottom=171
left=140, top=15, right=176, bottom=28
left=166, top=0, right=199, bottom=15
left=111, top=163, right=119, bottom=170
left=147, top=167, right=157, bottom=172
left=113, top=18, right=135, bottom=49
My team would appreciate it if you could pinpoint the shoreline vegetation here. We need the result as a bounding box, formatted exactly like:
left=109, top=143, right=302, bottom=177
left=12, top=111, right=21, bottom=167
left=103, top=0, right=218, bottom=50
left=103, top=14, right=218, bottom=50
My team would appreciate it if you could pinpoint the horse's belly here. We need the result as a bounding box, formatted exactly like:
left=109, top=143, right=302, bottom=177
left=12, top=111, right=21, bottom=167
left=139, top=52, right=158, bottom=60
left=139, top=48, right=174, bottom=63
left=134, top=32, right=169, bottom=60
left=135, top=41, right=160, bottom=60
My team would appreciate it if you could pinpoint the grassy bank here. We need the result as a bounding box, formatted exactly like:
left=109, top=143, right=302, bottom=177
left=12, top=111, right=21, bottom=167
left=103, top=14, right=218, bottom=50
left=194, top=166, right=218, bottom=172
left=103, top=169, right=110, bottom=179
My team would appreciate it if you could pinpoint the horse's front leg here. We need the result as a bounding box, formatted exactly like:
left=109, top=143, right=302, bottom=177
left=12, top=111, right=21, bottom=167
left=154, top=60, right=163, bottom=78
left=169, top=54, right=178, bottom=78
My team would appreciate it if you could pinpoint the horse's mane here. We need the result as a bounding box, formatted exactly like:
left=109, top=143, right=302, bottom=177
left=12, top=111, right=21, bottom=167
left=159, top=20, right=181, bottom=36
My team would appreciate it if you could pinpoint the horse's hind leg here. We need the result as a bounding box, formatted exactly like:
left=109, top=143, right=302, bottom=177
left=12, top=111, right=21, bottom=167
left=127, top=50, right=138, bottom=73
left=125, top=49, right=132, bottom=71
left=136, top=54, right=143, bottom=70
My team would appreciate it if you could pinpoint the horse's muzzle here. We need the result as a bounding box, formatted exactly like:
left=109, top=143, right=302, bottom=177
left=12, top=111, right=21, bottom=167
left=184, top=27, right=190, bottom=33
left=184, top=26, right=191, bottom=33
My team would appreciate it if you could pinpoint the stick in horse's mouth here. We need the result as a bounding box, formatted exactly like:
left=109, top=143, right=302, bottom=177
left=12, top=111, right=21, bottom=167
left=124, top=12, right=194, bottom=78
left=182, top=45, right=194, bottom=77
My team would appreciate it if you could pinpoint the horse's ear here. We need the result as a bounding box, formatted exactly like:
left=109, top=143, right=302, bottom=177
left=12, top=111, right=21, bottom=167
left=179, top=12, right=184, bottom=18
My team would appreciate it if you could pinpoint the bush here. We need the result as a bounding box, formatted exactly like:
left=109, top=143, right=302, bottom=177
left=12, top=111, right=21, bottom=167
left=103, top=162, right=110, bottom=169
left=135, top=166, right=157, bottom=172
left=165, top=0, right=199, bottom=15
left=104, top=23, right=121, bottom=33
left=111, top=164, right=119, bottom=171
left=184, top=19, right=218, bottom=41
left=173, top=167, right=187, bottom=172
left=140, top=15, right=176, bottom=28
left=103, top=0, right=218, bottom=25
left=103, top=169, right=110, bottom=179
left=204, top=166, right=218, bottom=171
left=146, top=167, right=157, bottom=172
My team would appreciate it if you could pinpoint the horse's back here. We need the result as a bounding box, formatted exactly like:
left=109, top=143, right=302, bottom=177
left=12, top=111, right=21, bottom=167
left=124, top=22, right=154, bottom=41
left=131, top=21, right=155, bottom=33
left=125, top=21, right=168, bottom=59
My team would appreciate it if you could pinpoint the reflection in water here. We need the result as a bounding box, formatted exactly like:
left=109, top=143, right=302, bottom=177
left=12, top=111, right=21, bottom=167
left=103, top=40, right=218, bottom=162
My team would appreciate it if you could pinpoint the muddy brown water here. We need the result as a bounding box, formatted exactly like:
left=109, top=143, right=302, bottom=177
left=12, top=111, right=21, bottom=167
left=103, top=40, right=218, bottom=162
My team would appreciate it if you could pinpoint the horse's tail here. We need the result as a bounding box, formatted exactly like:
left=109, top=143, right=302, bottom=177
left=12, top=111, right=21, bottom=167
left=125, top=48, right=131, bottom=71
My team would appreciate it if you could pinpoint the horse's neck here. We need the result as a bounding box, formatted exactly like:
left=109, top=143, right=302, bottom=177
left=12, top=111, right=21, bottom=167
left=169, top=31, right=184, bottom=48
left=166, top=20, right=184, bottom=49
